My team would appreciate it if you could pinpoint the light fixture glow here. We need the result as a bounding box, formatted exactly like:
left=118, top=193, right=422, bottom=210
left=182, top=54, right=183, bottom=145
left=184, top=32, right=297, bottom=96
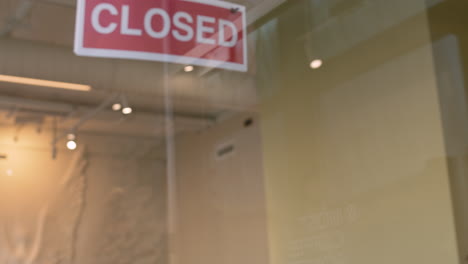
left=120, top=94, right=132, bottom=115
left=310, top=59, right=323, bottom=69
left=184, top=65, right=194, bottom=72
left=67, top=140, right=77, bottom=150
left=6, top=169, right=13, bottom=177
left=0, top=74, right=91, bottom=91
left=122, top=107, right=133, bottom=115
left=112, top=103, right=122, bottom=111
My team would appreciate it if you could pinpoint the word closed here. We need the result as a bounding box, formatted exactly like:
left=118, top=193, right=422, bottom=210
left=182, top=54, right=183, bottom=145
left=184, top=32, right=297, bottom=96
left=74, top=0, right=247, bottom=72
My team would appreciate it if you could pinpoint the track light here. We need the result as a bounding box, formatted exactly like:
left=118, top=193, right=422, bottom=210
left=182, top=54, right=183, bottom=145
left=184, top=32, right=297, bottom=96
left=67, top=133, right=76, bottom=141
left=120, top=95, right=132, bottom=115
left=112, top=103, right=122, bottom=111
left=66, top=133, right=77, bottom=150
left=310, top=59, right=323, bottom=69
left=122, top=107, right=132, bottom=115
left=67, top=141, right=77, bottom=150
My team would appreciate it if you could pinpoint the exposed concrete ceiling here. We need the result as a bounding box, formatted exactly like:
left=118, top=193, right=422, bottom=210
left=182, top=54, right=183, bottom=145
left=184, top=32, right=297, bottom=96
left=0, top=0, right=281, bottom=140
left=0, top=0, right=264, bottom=111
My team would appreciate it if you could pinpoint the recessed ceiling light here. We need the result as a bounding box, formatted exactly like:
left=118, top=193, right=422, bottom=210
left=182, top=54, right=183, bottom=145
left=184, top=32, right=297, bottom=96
left=310, top=59, right=323, bottom=69
left=0, top=74, right=91, bottom=91
left=6, top=169, right=13, bottom=177
left=184, top=65, right=194, bottom=72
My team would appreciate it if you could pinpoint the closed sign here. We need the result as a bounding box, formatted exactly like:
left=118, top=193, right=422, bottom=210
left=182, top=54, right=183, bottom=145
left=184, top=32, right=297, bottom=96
left=74, top=0, right=247, bottom=72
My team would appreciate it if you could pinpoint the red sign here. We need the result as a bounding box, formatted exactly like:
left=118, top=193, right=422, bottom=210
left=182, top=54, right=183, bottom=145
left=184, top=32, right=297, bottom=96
left=74, top=0, right=247, bottom=72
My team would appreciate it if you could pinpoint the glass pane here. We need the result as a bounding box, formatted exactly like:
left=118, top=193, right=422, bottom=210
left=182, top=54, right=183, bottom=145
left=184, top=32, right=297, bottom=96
left=0, top=0, right=467, bottom=264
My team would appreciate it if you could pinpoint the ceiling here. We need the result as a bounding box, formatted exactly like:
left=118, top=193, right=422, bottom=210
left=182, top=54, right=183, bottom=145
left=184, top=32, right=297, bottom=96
left=0, top=0, right=284, bottom=143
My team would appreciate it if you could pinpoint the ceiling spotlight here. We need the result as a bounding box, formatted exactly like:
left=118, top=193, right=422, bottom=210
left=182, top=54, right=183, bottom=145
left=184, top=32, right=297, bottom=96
left=310, top=59, right=323, bottom=69
left=184, top=65, right=194, bottom=72
left=67, top=140, right=77, bottom=150
left=122, top=107, right=133, bottom=115
left=112, top=103, right=122, bottom=111
left=66, top=133, right=77, bottom=150
left=6, top=169, right=13, bottom=177
left=120, top=94, right=132, bottom=115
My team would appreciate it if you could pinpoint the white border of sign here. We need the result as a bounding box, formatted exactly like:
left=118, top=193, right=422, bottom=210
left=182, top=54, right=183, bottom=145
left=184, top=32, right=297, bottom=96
left=74, top=0, right=247, bottom=72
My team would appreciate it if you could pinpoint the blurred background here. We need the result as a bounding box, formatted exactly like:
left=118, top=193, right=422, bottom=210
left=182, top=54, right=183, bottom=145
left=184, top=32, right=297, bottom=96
left=1, top=0, right=468, bottom=264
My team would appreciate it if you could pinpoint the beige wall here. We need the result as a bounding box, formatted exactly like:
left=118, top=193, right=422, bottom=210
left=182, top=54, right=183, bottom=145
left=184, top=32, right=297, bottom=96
left=0, top=124, right=166, bottom=264
left=258, top=1, right=460, bottom=264
left=174, top=113, right=270, bottom=264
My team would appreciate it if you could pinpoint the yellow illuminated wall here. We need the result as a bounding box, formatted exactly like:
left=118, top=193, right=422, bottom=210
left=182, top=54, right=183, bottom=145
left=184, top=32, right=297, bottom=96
left=258, top=1, right=460, bottom=264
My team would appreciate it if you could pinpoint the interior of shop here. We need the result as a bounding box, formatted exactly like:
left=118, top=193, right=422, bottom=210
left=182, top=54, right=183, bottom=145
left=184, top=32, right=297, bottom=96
left=1, top=0, right=468, bottom=264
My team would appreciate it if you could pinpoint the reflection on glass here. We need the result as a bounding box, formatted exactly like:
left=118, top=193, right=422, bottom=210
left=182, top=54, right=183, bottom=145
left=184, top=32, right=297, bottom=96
left=0, top=0, right=467, bottom=264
